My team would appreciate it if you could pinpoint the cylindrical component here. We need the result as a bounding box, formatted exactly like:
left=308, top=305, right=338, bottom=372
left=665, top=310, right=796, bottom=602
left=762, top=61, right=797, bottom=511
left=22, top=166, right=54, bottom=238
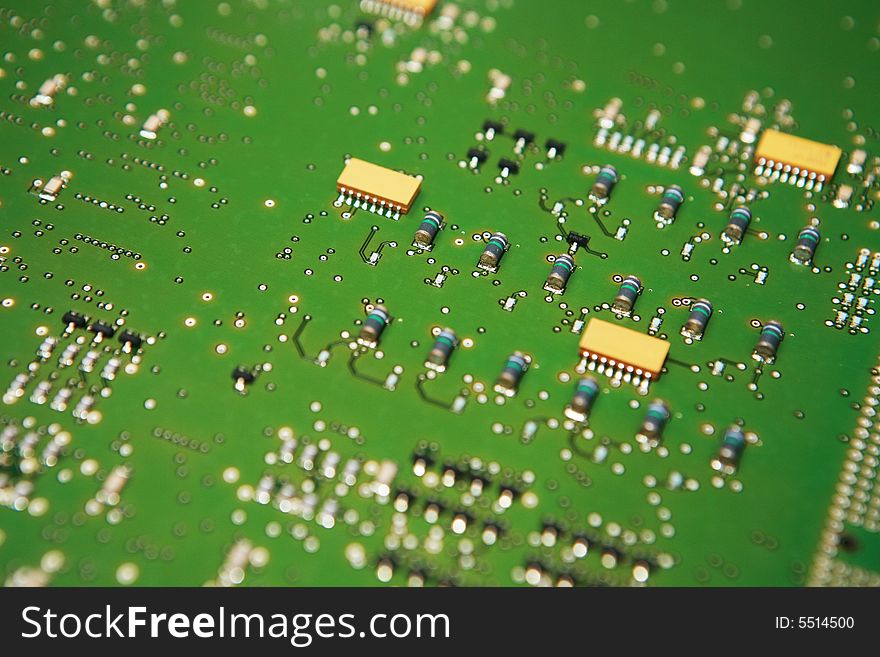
left=637, top=400, right=670, bottom=445
left=565, top=376, right=599, bottom=421
left=790, top=225, right=820, bottom=265
left=413, top=210, right=444, bottom=250
left=712, top=426, right=746, bottom=474
left=682, top=299, right=713, bottom=340
left=544, top=254, right=575, bottom=294
left=753, top=320, right=784, bottom=363
left=358, top=305, right=391, bottom=347
left=612, top=275, right=642, bottom=316
left=493, top=351, right=530, bottom=397
left=722, top=206, right=751, bottom=245
left=478, top=232, right=509, bottom=272
left=591, top=165, right=618, bottom=201
left=425, top=328, right=458, bottom=372
left=654, top=185, right=684, bottom=225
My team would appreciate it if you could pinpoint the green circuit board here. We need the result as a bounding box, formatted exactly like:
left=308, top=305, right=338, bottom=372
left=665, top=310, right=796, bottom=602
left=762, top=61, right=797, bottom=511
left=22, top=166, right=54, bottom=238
left=1, top=0, right=879, bottom=587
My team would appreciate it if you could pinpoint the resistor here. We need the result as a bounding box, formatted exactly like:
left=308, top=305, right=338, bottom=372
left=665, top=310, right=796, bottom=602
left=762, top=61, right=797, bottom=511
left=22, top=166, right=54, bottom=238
left=689, top=145, right=711, bottom=176
left=96, top=465, right=131, bottom=506
left=658, top=145, right=672, bottom=166
left=612, top=275, right=642, bottom=316
left=412, top=210, right=444, bottom=250
left=357, top=304, right=391, bottom=348
left=790, top=225, right=820, bottom=265
left=847, top=149, right=867, bottom=175
left=654, top=185, right=685, bottom=226
left=752, top=320, right=784, bottom=364
left=590, top=165, right=618, bottom=202
left=139, top=108, right=170, bottom=140
left=321, top=451, right=341, bottom=479
left=598, top=98, right=622, bottom=129
left=49, top=387, right=72, bottom=412
left=636, top=400, right=670, bottom=446
left=73, top=394, right=95, bottom=420
left=38, top=171, right=72, bottom=202
left=681, top=299, right=713, bottom=340
left=299, top=444, right=319, bottom=471
left=317, top=499, right=338, bottom=529
left=564, top=376, right=599, bottom=422
left=670, top=146, right=685, bottom=169
left=79, top=349, right=100, bottom=374
left=722, top=206, right=752, bottom=246
left=341, top=458, right=360, bottom=486
left=425, top=328, right=458, bottom=372
left=544, top=254, right=575, bottom=294
left=30, top=380, right=52, bottom=405
left=711, top=426, right=747, bottom=474
left=41, top=431, right=71, bottom=468
left=279, top=437, right=297, bottom=463
left=101, top=356, right=121, bottom=381
left=30, top=73, right=67, bottom=107
left=4, top=373, right=30, bottom=405
left=383, top=369, right=399, bottom=391
left=493, top=351, right=531, bottom=397
left=477, top=232, right=509, bottom=273
left=372, top=460, right=398, bottom=498
left=37, top=336, right=58, bottom=361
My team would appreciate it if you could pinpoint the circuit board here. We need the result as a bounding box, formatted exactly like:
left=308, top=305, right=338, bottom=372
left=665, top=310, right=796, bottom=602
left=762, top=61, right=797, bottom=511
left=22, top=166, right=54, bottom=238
left=1, top=0, right=879, bottom=587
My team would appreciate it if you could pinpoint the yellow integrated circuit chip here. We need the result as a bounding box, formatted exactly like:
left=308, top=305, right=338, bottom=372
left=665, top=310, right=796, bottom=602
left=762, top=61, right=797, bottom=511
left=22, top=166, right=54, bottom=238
left=578, top=318, right=670, bottom=382
left=754, top=129, right=841, bottom=188
left=336, top=157, right=422, bottom=218
left=360, top=0, right=438, bottom=26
